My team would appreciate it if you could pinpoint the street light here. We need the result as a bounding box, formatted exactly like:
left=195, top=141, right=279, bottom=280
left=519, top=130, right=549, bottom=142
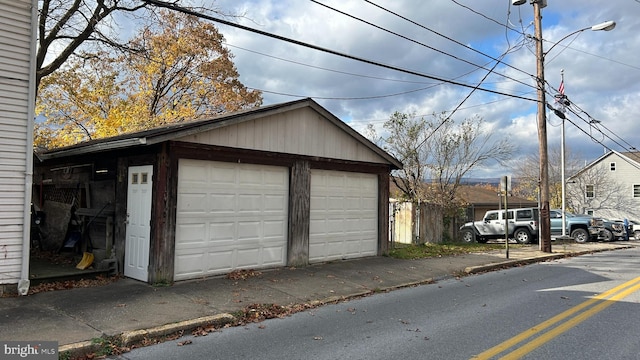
left=514, top=0, right=615, bottom=252
left=545, top=21, right=616, bottom=56
left=549, top=26, right=615, bottom=241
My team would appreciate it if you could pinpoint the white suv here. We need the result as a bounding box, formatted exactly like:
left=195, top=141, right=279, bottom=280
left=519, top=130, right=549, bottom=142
left=460, top=207, right=539, bottom=244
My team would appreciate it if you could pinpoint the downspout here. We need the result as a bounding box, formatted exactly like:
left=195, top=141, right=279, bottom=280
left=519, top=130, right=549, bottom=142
left=18, top=0, right=38, bottom=295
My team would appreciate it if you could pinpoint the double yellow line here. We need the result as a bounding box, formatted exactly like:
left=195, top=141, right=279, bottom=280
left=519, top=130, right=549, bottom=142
left=472, top=276, right=640, bottom=359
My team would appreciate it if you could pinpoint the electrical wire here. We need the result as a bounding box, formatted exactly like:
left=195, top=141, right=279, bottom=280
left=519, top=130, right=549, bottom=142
left=363, top=0, right=531, bottom=79
left=225, top=43, right=439, bottom=85
left=141, top=0, right=640, bottom=157
left=312, top=0, right=534, bottom=90
left=546, top=79, right=637, bottom=153
left=414, top=49, right=508, bottom=150
left=142, top=0, right=537, bottom=102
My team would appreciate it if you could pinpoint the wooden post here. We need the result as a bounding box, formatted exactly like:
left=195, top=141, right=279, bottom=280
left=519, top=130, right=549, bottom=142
left=287, top=160, right=310, bottom=266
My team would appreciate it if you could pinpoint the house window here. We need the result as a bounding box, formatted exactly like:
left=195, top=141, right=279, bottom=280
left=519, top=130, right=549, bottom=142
left=586, top=185, right=594, bottom=198
left=610, top=162, right=616, bottom=171
left=132, top=173, right=138, bottom=184
left=634, top=184, right=640, bottom=198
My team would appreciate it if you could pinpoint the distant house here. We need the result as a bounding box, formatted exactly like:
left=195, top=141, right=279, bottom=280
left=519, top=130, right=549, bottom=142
left=34, top=98, right=402, bottom=284
left=0, top=0, right=37, bottom=294
left=567, top=150, right=640, bottom=220
left=457, top=185, right=538, bottom=222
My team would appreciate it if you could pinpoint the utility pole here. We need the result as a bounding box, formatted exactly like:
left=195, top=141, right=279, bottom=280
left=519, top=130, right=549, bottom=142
left=533, top=0, right=552, bottom=252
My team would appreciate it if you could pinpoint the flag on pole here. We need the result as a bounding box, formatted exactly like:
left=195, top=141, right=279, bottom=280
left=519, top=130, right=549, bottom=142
left=558, top=80, right=564, bottom=95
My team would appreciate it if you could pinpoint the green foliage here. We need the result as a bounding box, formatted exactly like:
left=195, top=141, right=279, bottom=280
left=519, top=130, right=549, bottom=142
left=91, top=336, right=123, bottom=357
left=152, top=279, right=172, bottom=287
left=388, top=243, right=520, bottom=260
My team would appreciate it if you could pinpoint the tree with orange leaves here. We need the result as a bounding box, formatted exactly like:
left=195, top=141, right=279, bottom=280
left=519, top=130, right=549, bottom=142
left=36, top=10, right=261, bottom=148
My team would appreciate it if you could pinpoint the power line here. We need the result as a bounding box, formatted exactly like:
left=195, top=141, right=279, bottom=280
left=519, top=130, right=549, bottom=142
left=566, top=101, right=638, bottom=151
left=362, top=0, right=532, bottom=80
left=248, top=83, right=443, bottom=101
left=225, top=43, right=440, bottom=85
left=227, top=42, right=531, bottom=101
left=142, top=0, right=537, bottom=102
left=550, top=97, right=636, bottom=155
left=143, top=0, right=639, bottom=156
left=544, top=72, right=638, bottom=155
left=312, top=0, right=533, bottom=90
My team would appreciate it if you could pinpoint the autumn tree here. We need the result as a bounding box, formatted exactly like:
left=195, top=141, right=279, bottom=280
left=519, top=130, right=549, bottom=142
left=38, top=0, right=144, bottom=90
left=36, top=10, right=262, bottom=147
left=35, top=54, right=126, bottom=148
left=36, top=0, right=233, bottom=90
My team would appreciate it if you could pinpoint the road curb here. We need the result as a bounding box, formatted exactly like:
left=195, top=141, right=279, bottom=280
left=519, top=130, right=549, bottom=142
left=56, top=244, right=633, bottom=359
left=120, top=313, right=236, bottom=346
left=59, top=313, right=236, bottom=359
left=464, top=254, right=563, bottom=274
left=464, top=245, right=633, bottom=274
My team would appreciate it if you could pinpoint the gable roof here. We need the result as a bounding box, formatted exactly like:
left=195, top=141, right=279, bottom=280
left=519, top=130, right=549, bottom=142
left=568, top=150, right=640, bottom=179
left=389, top=182, right=537, bottom=208
left=457, top=185, right=537, bottom=207
left=36, top=98, right=402, bottom=169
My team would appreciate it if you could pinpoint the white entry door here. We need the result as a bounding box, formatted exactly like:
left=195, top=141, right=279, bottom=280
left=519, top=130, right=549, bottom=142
left=125, top=165, right=153, bottom=281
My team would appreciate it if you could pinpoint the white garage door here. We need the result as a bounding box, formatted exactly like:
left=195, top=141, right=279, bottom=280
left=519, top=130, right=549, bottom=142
left=309, top=170, right=378, bottom=263
left=175, top=159, right=288, bottom=280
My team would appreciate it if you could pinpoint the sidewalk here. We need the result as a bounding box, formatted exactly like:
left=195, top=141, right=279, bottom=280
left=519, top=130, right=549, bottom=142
left=0, top=241, right=633, bottom=358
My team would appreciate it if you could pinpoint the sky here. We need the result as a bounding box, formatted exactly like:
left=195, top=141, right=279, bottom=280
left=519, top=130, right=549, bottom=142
left=180, top=0, right=640, bottom=179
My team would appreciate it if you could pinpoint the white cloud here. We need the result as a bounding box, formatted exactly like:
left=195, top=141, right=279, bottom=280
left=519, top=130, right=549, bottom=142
left=206, top=0, right=639, bottom=176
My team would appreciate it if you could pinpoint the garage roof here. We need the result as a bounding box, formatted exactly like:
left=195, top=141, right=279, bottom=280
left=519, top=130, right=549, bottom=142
left=36, top=98, right=402, bottom=169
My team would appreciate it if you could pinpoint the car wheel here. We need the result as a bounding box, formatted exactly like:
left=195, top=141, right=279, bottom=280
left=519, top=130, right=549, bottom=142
left=601, top=229, right=613, bottom=242
left=514, top=228, right=531, bottom=244
left=571, top=228, right=589, bottom=243
left=461, top=229, right=475, bottom=243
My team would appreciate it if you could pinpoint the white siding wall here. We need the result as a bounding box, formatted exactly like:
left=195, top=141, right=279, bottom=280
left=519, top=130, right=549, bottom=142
left=570, top=152, right=640, bottom=220
left=0, top=0, right=34, bottom=285
left=601, top=153, right=640, bottom=218
left=177, top=107, right=388, bottom=164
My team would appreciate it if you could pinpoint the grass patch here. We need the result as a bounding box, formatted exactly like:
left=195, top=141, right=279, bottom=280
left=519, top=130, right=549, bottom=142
left=388, top=242, right=521, bottom=260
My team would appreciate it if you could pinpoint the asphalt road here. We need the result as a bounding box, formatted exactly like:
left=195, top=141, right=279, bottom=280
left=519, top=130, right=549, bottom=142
left=112, top=246, right=640, bottom=360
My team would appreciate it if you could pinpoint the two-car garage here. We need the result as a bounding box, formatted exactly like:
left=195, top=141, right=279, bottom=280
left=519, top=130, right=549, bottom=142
left=174, top=160, right=379, bottom=280
left=36, top=98, right=401, bottom=283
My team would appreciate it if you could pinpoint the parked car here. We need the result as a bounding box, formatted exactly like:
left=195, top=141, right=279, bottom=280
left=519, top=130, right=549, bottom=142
left=459, top=207, right=539, bottom=244
left=549, top=210, right=604, bottom=243
left=600, top=219, right=626, bottom=241
left=630, top=220, right=640, bottom=240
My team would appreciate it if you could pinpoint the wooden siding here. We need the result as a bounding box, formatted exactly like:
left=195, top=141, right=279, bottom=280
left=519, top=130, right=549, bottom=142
left=176, top=107, right=388, bottom=165
left=0, top=0, right=33, bottom=285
